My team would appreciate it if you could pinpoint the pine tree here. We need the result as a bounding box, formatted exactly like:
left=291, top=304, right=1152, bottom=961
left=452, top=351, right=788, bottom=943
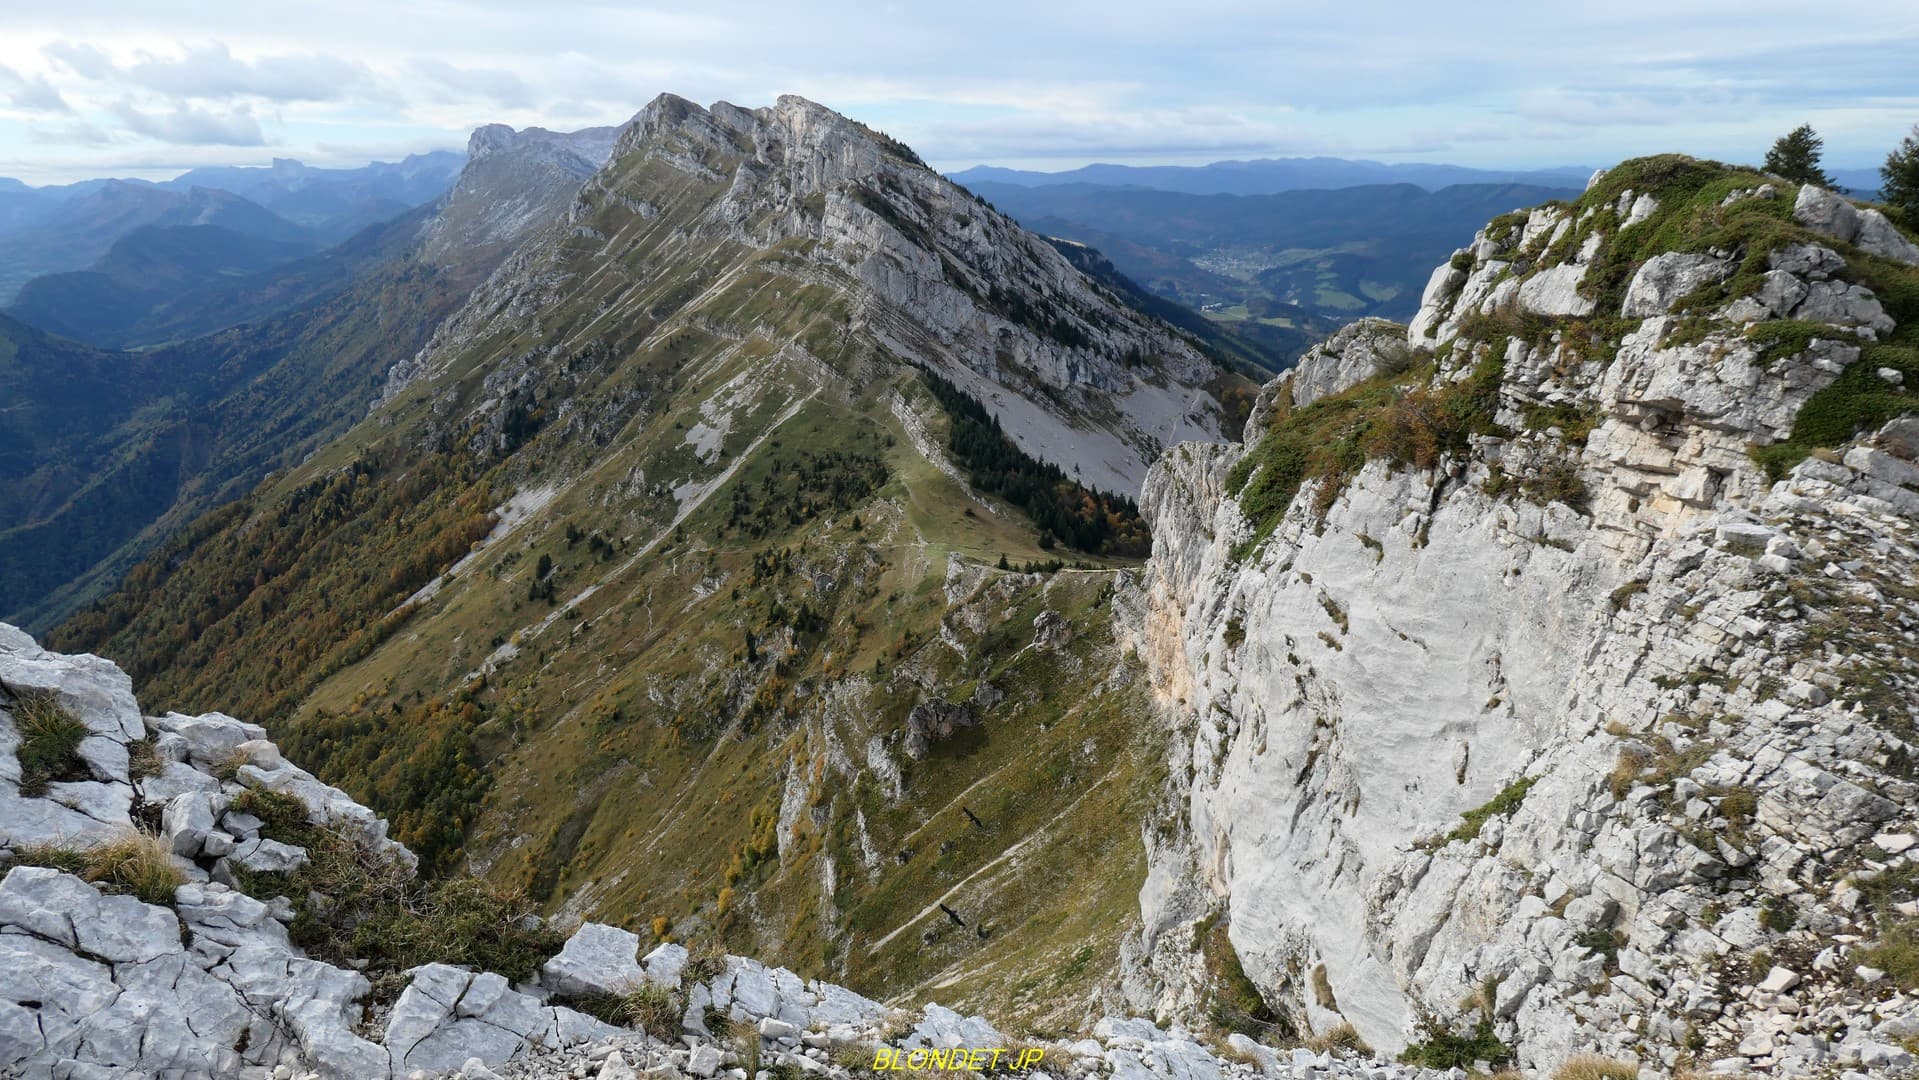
left=1765, top=125, right=1835, bottom=187
left=1883, top=124, right=1919, bottom=223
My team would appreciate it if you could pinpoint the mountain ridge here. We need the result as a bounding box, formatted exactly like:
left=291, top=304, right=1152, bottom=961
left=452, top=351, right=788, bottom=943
left=29, top=109, right=1919, bottom=1076
left=40, top=91, right=1248, bottom=1035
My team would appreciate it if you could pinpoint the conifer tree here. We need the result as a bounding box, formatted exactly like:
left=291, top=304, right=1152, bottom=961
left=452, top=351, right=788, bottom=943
left=1765, top=125, right=1835, bottom=187
left=1883, top=124, right=1919, bottom=222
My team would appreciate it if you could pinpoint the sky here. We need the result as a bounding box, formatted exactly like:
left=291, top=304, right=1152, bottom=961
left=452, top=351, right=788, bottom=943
left=0, top=1, right=1915, bottom=184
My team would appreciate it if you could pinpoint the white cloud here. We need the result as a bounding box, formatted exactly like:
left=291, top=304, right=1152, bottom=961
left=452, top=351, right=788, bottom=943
left=41, top=41, right=116, bottom=80
left=109, top=101, right=266, bottom=145
left=407, top=58, right=534, bottom=109
left=120, top=43, right=375, bottom=102
left=0, top=66, right=73, bottom=113
left=0, top=1, right=1915, bottom=181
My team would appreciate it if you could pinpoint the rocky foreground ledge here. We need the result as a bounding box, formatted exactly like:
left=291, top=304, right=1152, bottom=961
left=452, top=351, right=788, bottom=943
left=0, top=623, right=1471, bottom=1080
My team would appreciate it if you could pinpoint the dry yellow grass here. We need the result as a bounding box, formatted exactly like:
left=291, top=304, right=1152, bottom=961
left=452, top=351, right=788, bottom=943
left=17, top=829, right=184, bottom=906
left=1553, top=1055, right=1640, bottom=1080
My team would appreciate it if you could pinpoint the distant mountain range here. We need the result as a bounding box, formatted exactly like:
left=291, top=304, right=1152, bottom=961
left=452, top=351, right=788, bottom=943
left=0, top=126, right=600, bottom=631
left=0, top=151, right=466, bottom=306
left=948, top=157, right=1597, bottom=195
left=951, top=156, right=1889, bottom=199
left=159, top=151, right=465, bottom=241
left=965, top=179, right=1584, bottom=357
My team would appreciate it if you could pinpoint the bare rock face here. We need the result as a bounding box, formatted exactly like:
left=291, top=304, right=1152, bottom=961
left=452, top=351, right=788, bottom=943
left=1125, top=164, right=1919, bottom=1076
left=1622, top=252, right=1732, bottom=316
left=1794, top=184, right=1919, bottom=267
left=1285, top=318, right=1413, bottom=409
left=12, top=626, right=1445, bottom=1080
left=903, top=699, right=978, bottom=758
left=419, top=122, right=624, bottom=266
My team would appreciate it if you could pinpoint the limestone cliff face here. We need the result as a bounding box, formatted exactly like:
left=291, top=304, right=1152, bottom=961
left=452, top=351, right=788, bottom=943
left=1126, top=161, right=1919, bottom=1075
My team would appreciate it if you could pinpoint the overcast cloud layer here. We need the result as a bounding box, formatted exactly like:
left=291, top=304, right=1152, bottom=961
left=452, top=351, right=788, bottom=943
left=0, top=1, right=1915, bottom=183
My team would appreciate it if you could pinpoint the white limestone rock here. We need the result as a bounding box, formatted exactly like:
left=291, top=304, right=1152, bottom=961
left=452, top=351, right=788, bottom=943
left=1122, top=195, right=1919, bottom=1075
left=1622, top=252, right=1731, bottom=316
left=1518, top=263, right=1596, bottom=317
left=385, top=964, right=622, bottom=1074
left=228, top=835, right=311, bottom=874
left=686, top=1044, right=725, bottom=1078
left=542, top=921, right=647, bottom=995
left=1285, top=318, right=1412, bottom=409
left=1795, top=184, right=1919, bottom=266
left=164, top=789, right=225, bottom=857
left=149, top=710, right=268, bottom=770
left=642, top=941, right=689, bottom=986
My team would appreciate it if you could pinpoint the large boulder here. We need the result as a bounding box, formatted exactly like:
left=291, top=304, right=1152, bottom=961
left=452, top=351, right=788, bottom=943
left=1622, top=252, right=1732, bottom=316
left=1518, top=264, right=1597, bottom=317
left=147, top=711, right=269, bottom=770
left=541, top=921, right=647, bottom=996
left=903, top=699, right=977, bottom=759
left=1285, top=317, right=1412, bottom=409
left=385, top=964, right=620, bottom=1074
left=1793, top=185, right=1919, bottom=266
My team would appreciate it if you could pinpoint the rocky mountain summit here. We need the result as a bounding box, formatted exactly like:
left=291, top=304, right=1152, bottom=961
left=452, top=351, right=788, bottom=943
left=0, top=623, right=1456, bottom=1080
left=420, top=123, right=623, bottom=266
left=384, top=93, right=1234, bottom=493
left=27, top=116, right=1919, bottom=1077
left=1125, top=157, right=1919, bottom=1075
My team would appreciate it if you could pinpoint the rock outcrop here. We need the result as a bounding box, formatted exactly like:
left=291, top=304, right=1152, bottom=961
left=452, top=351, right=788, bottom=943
left=1125, top=158, right=1919, bottom=1077
left=1284, top=319, right=1414, bottom=410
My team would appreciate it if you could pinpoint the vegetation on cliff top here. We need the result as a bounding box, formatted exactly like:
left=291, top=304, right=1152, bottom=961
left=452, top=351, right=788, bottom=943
left=1226, top=349, right=1508, bottom=557
left=1551, top=154, right=1919, bottom=478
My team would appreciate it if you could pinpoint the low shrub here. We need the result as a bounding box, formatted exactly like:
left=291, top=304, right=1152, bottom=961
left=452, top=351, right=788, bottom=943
left=1441, top=776, right=1537, bottom=846
left=84, top=831, right=186, bottom=905
left=126, top=737, right=163, bottom=780
left=15, top=830, right=184, bottom=906
left=252, top=827, right=562, bottom=986
left=626, top=983, right=686, bottom=1041
left=1304, top=1021, right=1370, bottom=1055
left=230, top=787, right=315, bottom=844
left=1858, top=920, right=1919, bottom=990
left=346, top=876, right=560, bottom=983
left=11, top=690, right=90, bottom=796
left=1398, top=1011, right=1513, bottom=1069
